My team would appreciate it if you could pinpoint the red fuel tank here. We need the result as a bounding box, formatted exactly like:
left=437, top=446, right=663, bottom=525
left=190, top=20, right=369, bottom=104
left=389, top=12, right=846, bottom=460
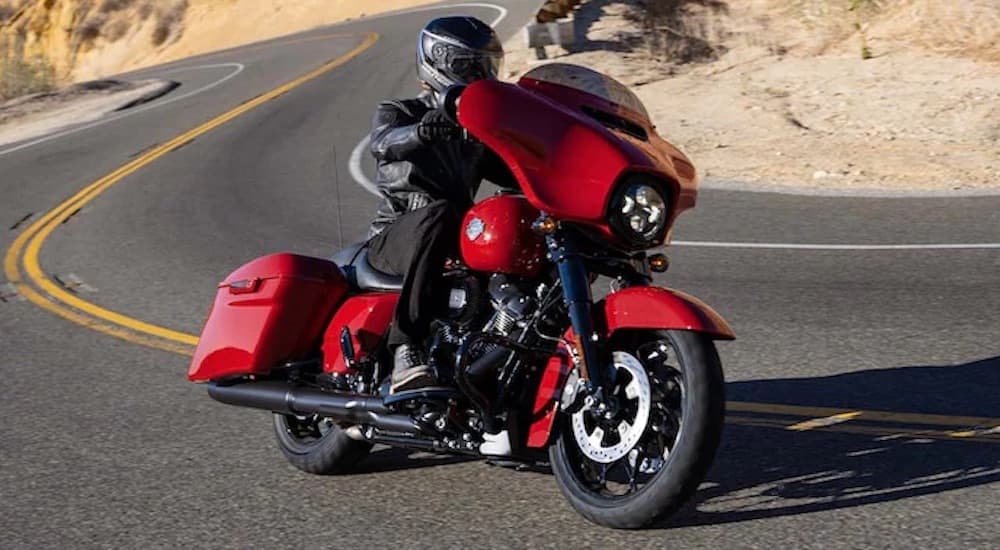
left=188, top=253, right=348, bottom=382
left=460, top=195, right=545, bottom=277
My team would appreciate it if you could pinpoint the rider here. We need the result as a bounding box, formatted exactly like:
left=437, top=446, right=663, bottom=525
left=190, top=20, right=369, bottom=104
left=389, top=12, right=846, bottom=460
left=365, top=16, right=512, bottom=393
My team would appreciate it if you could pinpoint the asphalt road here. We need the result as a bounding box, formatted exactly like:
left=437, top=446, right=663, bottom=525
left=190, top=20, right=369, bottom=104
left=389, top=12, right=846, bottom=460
left=1, top=2, right=998, bottom=548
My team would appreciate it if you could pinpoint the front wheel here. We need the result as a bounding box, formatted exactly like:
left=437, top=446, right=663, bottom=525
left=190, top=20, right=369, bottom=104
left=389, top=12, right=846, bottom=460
left=549, top=330, right=725, bottom=529
left=272, top=414, right=373, bottom=475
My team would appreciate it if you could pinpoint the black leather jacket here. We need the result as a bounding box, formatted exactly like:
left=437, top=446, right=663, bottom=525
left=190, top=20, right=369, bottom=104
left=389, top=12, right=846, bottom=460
left=367, top=92, right=515, bottom=237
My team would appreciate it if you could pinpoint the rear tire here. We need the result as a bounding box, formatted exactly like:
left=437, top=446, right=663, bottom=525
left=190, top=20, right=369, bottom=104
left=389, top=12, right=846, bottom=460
left=272, top=414, right=373, bottom=475
left=549, top=330, right=725, bottom=529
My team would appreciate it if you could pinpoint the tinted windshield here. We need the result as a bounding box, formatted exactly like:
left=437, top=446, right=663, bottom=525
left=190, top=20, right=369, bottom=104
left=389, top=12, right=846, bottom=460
left=520, top=63, right=650, bottom=121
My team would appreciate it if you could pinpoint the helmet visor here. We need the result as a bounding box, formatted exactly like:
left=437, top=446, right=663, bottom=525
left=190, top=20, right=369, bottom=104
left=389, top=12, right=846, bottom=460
left=446, top=50, right=503, bottom=82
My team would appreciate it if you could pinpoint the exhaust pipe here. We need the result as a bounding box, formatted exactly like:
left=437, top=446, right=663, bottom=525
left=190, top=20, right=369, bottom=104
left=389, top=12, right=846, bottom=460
left=207, top=381, right=422, bottom=434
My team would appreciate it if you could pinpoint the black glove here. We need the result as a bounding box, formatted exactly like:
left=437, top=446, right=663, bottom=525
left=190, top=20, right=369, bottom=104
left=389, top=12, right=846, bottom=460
left=417, top=108, right=459, bottom=143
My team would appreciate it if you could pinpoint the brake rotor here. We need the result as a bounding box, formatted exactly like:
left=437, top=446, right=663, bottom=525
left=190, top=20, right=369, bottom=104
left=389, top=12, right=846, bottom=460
left=571, top=351, right=651, bottom=464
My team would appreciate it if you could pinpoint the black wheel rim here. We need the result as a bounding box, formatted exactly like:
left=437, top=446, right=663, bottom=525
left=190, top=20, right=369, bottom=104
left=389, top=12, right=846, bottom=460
left=275, top=414, right=336, bottom=454
left=566, top=337, right=685, bottom=499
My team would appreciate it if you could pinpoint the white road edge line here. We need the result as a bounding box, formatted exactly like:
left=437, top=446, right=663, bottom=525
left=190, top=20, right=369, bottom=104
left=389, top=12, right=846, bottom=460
left=348, top=3, right=507, bottom=196
left=350, top=135, right=378, bottom=195
left=672, top=241, right=1000, bottom=250
left=0, top=62, right=245, bottom=157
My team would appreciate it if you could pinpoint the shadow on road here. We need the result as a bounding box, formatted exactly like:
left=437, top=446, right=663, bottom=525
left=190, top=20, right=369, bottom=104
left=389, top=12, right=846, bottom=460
left=346, top=357, right=999, bottom=526
left=355, top=447, right=474, bottom=474
left=675, top=356, right=1000, bottom=526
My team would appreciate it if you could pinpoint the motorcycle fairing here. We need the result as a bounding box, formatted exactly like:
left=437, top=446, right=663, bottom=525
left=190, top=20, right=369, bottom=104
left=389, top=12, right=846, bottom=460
left=458, top=71, right=697, bottom=245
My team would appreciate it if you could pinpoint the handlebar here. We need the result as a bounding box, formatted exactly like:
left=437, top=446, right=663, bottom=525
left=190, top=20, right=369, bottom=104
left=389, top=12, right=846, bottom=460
left=441, top=84, right=466, bottom=126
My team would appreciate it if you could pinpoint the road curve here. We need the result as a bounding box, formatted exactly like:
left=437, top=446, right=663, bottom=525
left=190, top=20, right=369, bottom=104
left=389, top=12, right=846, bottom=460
left=1, top=1, right=997, bottom=548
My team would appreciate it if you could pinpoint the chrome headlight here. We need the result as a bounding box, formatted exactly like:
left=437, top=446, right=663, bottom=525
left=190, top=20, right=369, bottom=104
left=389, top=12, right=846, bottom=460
left=610, top=178, right=669, bottom=247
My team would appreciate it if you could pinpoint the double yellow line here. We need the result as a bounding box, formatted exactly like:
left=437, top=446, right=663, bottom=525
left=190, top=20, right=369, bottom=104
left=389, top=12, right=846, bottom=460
left=3, top=32, right=379, bottom=356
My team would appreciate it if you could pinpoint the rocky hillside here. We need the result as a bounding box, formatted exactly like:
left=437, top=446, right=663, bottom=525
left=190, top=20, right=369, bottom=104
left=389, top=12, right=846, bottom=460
left=0, top=0, right=434, bottom=99
left=0, top=0, right=187, bottom=77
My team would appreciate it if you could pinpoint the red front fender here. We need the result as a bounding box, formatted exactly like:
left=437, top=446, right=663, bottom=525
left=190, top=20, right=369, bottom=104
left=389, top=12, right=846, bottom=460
left=603, top=286, right=735, bottom=340
left=525, top=286, right=732, bottom=449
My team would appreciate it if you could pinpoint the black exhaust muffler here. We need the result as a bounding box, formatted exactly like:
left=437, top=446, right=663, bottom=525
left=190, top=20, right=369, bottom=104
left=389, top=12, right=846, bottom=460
left=207, top=381, right=422, bottom=434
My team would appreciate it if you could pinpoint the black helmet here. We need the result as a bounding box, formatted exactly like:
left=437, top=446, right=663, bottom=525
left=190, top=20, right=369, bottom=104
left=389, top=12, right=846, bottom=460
left=416, top=16, right=504, bottom=94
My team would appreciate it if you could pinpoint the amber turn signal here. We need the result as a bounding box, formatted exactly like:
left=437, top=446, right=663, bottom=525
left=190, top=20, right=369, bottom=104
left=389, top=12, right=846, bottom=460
left=648, top=254, right=670, bottom=273
left=532, top=216, right=558, bottom=234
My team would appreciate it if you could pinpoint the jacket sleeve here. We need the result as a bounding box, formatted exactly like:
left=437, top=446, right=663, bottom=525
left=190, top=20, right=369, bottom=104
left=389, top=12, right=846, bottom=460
left=369, top=101, right=424, bottom=163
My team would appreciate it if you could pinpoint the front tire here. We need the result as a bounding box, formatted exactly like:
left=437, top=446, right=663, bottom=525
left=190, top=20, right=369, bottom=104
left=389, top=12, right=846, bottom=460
left=549, top=330, right=725, bottom=529
left=272, top=414, right=373, bottom=475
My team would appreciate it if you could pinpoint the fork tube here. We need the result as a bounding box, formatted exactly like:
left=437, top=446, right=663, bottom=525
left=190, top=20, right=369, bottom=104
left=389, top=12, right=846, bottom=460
left=547, top=233, right=606, bottom=390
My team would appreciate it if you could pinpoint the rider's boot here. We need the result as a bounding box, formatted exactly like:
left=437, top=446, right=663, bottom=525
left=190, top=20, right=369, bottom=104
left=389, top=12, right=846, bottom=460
left=390, top=344, right=437, bottom=393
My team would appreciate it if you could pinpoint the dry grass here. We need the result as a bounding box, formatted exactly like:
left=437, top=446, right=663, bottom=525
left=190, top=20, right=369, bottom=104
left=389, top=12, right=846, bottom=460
left=152, top=0, right=188, bottom=47
left=69, top=0, right=188, bottom=47
left=748, top=0, right=1000, bottom=61
left=0, top=4, right=16, bottom=25
left=618, top=0, right=1000, bottom=64
left=0, top=0, right=188, bottom=99
left=627, top=0, right=730, bottom=63
left=0, top=54, right=56, bottom=100
left=870, top=0, right=1000, bottom=61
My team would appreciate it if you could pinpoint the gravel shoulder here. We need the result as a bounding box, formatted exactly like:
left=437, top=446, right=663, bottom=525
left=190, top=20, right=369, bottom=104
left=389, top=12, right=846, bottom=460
left=0, top=79, right=178, bottom=148
left=504, top=0, right=1000, bottom=194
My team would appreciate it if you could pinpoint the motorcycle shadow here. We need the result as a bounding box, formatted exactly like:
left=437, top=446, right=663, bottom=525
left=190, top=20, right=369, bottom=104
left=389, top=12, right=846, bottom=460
left=354, top=447, right=475, bottom=474
left=673, top=355, right=1000, bottom=527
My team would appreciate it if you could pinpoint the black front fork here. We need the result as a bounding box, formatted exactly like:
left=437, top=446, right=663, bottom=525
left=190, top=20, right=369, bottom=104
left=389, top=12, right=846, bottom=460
left=546, top=232, right=610, bottom=392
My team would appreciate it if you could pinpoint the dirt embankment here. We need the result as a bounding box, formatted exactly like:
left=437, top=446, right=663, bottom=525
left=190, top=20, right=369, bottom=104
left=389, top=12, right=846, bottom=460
left=506, top=0, right=1000, bottom=192
left=0, top=0, right=436, bottom=93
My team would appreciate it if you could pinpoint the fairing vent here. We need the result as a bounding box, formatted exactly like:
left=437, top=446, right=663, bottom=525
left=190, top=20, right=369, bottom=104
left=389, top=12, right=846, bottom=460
left=581, top=106, right=649, bottom=141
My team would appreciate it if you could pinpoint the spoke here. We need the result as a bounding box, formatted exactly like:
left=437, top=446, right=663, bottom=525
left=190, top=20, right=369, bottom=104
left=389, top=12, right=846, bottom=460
left=625, top=378, right=641, bottom=400
left=589, top=426, right=605, bottom=449
left=617, top=420, right=632, bottom=441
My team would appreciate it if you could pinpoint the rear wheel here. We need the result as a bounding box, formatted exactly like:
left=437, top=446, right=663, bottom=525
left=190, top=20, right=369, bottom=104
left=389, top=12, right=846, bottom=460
left=272, top=414, right=373, bottom=475
left=549, top=330, right=725, bottom=529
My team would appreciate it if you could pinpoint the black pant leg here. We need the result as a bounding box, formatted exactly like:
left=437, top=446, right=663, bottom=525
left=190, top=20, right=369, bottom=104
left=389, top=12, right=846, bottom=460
left=367, top=200, right=460, bottom=348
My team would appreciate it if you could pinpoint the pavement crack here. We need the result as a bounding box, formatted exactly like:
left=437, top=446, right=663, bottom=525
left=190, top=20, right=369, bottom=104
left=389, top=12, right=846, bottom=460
left=0, top=282, right=24, bottom=303
left=51, top=273, right=97, bottom=294
left=9, top=212, right=35, bottom=231
left=129, top=143, right=159, bottom=159
left=61, top=207, right=82, bottom=225
left=170, top=137, right=196, bottom=153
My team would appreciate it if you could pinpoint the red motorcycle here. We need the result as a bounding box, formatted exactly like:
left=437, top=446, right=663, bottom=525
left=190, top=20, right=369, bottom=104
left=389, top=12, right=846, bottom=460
left=189, top=63, right=734, bottom=529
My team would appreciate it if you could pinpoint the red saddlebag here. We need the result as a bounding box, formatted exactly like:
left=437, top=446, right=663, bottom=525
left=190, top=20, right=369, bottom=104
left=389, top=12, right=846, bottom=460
left=188, top=253, right=348, bottom=382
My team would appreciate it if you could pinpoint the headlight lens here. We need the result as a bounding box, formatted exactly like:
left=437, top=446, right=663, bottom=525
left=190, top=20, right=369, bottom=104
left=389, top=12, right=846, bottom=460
left=612, top=181, right=668, bottom=245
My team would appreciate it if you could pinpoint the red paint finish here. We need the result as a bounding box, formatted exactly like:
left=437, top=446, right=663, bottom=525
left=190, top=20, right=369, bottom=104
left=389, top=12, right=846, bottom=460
left=458, top=78, right=699, bottom=246
left=189, top=254, right=348, bottom=382
left=460, top=195, right=545, bottom=277
left=322, top=293, right=400, bottom=374
left=603, top=286, right=735, bottom=340
left=527, top=335, right=574, bottom=449
left=519, top=76, right=698, bottom=215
